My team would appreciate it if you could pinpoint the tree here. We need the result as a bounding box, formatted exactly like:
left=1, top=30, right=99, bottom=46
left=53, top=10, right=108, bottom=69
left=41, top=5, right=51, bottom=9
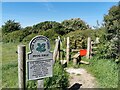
left=2, top=20, right=21, bottom=34
left=33, top=21, right=61, bottom=31
left=61, top=18, right=89, bottom=31
left=53, top=24, right=66, bottom=35
left=103, top=3, right=120, bottom=60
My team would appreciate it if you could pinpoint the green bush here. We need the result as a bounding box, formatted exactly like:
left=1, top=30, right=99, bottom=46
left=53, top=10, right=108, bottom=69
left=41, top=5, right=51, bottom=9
left=2, top=29, right=31, bottom=43
left=61, top=18, right=89, bottom=30
left=2, top=20, right=21, bottom=34
left=43, top=29, right=60, bottom=41
left=103, top=4, right=120, bottom=60
left=44, top=61, right=69, bottom=89
left=23, top=29, right=59, bottom=42
left=22, top=33, right=37, bottom=42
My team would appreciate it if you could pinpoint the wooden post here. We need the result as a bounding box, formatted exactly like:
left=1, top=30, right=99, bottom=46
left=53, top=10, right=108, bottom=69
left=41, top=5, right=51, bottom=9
left=91, top=41, right=94, bottom=57
left=86, top=37, right=91, bottom=59
left=66, top=37, right=70, bottom=64
left=95, top=37, right=100, bottom=44
left=53, top=39, right=59, bottom=61
left=57, top=36, right=60, bottom=60
left=90, top=40, right=94, bottom=58
left=38, top=80, right=44, bottom=90
left=72, top=53, right=79, bottom=65
left=18, top=45, right=26, bottom=90
left=73, top=58, right=77, bottom=65
left=63, top=37, right=65, bottom=41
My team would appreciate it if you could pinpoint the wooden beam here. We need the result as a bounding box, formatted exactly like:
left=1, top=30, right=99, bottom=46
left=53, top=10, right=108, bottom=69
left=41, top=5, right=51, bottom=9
left=60, top=60, right=67, bottom=65
left=72, top=53, right=80, bottom=58
left=71, top=49, right=80, bottom=52
left=80, top=60, right=89, bottom=65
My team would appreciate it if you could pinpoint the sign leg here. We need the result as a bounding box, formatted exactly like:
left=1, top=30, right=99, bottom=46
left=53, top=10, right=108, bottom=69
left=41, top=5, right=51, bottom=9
left=38, top=80, right=44, bottom=90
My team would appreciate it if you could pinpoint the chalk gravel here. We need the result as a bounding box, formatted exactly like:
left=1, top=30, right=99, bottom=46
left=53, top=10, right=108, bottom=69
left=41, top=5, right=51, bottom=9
left=65, top=68, right=98, bottom=88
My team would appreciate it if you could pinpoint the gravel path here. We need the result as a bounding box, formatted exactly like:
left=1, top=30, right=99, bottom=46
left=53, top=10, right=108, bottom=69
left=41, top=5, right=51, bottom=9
left=65, top=68, right=98, bottom=89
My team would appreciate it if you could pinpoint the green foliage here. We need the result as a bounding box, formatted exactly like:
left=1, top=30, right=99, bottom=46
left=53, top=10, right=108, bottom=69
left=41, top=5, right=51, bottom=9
left=23, top=26, right=33, bottom=34
left=3, top=29, right=31, bottom=43
left=22, top=33, right=37, bottom=42
left=61, top=18, right=89, bottom=31
left=44, top=61, right=69, bottom=89
left=97, top=40, right=120, bottom=63
left=103, top=4, right=120, bottom=60
left=2, top=20, right=21, bottom=34
left=2, top=18, right=91, bottom=43
left=96, top=43, right=107, bottom=59
left=104, top=5, right=120, bottom=40
left=32, top=18, right=90, bottom=36
left=33, top=21, right=60, bottom=31
left=53, top=24, right=67, bottom=35
left=43, top=29, right=60, bottom=40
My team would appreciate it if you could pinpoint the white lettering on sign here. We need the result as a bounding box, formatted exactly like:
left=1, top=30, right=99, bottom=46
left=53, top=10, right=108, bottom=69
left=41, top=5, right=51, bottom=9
left=27, top=35, right=53, bottom=80
left=27, top=59, right=52, bottom=80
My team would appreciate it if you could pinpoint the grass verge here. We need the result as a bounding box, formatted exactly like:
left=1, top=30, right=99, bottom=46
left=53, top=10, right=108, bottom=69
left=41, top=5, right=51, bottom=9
left=82, top=57, right=118, bottom=88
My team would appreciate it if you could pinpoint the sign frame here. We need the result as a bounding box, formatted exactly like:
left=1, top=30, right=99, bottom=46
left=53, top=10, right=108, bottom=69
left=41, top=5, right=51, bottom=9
left=27, top=35, right=53, bottom=80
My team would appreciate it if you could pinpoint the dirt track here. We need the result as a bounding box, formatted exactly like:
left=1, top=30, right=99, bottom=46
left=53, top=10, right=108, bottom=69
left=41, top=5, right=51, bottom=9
left=65, top=68, right=98, bottom=88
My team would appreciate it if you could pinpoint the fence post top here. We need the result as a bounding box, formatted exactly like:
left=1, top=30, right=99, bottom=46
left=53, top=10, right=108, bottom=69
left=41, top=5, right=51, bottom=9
left=18, top=45, right=26, bottom=47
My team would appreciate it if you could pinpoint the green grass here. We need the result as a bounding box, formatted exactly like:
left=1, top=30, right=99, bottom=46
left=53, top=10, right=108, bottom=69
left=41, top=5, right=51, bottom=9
left=2, top=43, right=18, bottom=63
left=2, top=43, right=37, bottom=88
left=2, top=42, right=32, bottom=88
left=2, top=43, right=24, bottom=88
left=81, top=57, right=118, bottom=88
left=2, top=61, right=18, bottom=88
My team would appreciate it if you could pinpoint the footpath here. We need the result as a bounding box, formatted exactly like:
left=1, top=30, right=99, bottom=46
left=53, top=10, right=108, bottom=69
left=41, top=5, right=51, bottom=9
left=65, top=68, right=98, bottom=89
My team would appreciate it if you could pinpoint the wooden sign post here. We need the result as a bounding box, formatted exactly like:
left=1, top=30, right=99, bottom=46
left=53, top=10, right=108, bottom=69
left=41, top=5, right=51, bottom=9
left=27, top=35, right=53, bottom=89
left=18, top=45, right=26, bottom=90
left=38, top=80, right=44, bottom=89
